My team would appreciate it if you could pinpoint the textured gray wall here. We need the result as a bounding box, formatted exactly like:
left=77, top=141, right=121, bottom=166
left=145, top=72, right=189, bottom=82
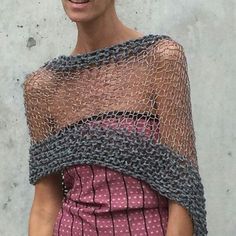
left=0, top=0, right=235, bottom=235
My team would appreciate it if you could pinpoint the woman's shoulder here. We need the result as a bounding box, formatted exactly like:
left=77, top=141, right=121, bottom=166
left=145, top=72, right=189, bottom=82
left=22, top=60, right=54, bottom=94
left=153, top=34, right=186, bottom=59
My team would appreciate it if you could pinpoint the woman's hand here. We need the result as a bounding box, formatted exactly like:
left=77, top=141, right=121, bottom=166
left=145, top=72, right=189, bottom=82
left=166, top=199, right=194, bottom=236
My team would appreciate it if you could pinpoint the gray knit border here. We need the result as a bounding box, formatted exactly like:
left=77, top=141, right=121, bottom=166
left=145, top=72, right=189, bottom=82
left=41, top=34, right=172, bottom=71
left=28, top=123, right=207, bottom=235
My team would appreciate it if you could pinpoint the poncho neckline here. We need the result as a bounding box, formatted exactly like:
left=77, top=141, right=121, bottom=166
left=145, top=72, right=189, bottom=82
left=62, top=33, right=150, bottom=58
left=43, top=33, right=171, bottom=70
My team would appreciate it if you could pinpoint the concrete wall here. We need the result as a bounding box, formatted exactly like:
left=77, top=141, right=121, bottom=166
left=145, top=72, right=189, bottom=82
left=0, top=0, right=235, bottom=235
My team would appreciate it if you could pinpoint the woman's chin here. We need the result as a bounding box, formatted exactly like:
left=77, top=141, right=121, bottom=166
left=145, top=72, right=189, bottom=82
left=67, top=13, right=93, bottom=22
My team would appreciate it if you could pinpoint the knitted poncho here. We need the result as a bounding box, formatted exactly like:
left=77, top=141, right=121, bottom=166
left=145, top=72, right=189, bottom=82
left=23, top=33, right=207, bottom=235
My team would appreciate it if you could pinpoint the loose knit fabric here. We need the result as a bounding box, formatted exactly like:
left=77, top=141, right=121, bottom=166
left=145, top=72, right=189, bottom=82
left=23, top=33, right=208, bottom=235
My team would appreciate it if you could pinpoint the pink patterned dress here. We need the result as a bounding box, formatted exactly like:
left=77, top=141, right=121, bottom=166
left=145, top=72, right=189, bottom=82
left=53, top=163, right=169, bottom=235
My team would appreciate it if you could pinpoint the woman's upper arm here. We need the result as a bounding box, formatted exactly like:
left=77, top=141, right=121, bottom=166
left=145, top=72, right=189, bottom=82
left=151, top=38, right=207, bottom=235
left=153, top=39, right=198, bottom=166
left=23, top=69, right=64, bottom=207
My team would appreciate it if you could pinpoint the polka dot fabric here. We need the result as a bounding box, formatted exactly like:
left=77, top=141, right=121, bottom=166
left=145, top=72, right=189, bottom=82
left=53, top=164, right=169, bottom=236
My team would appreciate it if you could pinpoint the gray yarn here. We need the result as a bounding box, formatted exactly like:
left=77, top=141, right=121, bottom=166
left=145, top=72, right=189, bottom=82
left=23, top=34, right=208, bottom=235
left=29, top=121, right=207, bottom=235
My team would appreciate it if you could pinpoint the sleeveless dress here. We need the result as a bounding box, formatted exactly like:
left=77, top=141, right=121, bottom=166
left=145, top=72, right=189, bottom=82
left=53, top=115, right=169, bottom=235
left=53, top=165, right=169, bottom=236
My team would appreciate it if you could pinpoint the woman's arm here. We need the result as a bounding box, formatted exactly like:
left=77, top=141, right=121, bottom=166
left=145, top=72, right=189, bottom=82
left=28, top=172, right=64, bottom=236
left=23, top=63, right=64, bottom=235
left=153, top=39, right=199, bottom=235
left=166, top=200, right=194, bottom=236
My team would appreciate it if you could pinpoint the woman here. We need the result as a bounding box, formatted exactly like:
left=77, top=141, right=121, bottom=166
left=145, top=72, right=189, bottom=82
left=23, top=0, right=207, bottom=235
